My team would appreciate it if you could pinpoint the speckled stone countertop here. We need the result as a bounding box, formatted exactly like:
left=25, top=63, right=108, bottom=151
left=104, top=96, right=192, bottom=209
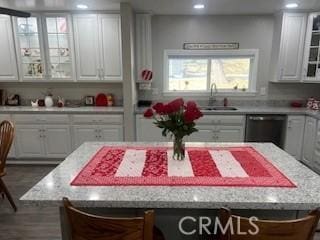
left=0, top=106, right=124, bottom=114
left=21, top=142, right=320, bottom=210
left=136, top=106, right=320, bottom=119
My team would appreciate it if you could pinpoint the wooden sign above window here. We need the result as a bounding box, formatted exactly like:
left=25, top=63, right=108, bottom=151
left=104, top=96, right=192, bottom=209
left=183, top=43, right=239, bottom=50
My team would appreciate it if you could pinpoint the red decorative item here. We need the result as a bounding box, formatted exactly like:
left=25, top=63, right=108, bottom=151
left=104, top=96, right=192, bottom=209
left=290, top=101, right=303, bottom=108
left=71, top=146, right=296, bottom=188
left=141, top=69, right=153, bottom=81
left=95, top=93, right=108, bottom=106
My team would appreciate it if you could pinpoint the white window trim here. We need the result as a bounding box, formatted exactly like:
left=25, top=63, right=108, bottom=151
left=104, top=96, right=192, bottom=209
left=163, top=49, right=259, bottom=96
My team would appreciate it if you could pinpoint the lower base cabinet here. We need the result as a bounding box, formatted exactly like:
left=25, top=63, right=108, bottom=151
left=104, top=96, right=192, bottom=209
left=11, top=113, right=124, bottom=161
left=16, top=125, right=72, bottom=158
left=284, top=115, right=305, bottom=161
left=136, top=115, right=170, bottom=142
left=73, top=125, right=123, bottom=149
left=16, top=125, right=45, bottom=158
left=136, top=114, right=245, bottom=142
left=302, top=116, right=317, bottom=168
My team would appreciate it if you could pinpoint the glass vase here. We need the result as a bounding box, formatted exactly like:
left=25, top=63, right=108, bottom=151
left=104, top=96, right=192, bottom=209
left=173, top=136, right=185, bottom=161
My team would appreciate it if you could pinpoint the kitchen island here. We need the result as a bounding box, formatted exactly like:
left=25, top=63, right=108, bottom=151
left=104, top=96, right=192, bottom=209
left=21, top=142, right=320, bottom=239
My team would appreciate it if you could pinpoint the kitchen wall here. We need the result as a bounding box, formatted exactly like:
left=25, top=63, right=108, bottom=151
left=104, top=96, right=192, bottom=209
left=138, top=14, right=320, bottom=102
left=0, top=82, right=123, bottom=105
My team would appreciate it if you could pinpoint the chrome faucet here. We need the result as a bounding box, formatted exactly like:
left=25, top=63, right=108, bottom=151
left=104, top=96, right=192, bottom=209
left=208, top=83, right=218, bottom=106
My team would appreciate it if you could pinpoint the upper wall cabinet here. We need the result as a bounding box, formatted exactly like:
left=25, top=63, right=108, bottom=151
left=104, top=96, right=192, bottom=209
left=303, top=12, right=320, bottom=82
left=0, top=15, right=18, bottom=81
left=13, top=16, right=46, bottom=81
left=13, top=14, right=75, bottom=82
left=135, top=14, right=152, bottom=82
left=270, top=13, right=307, bottom=82
left=73, top=14, right=122, bottom=82
left=43, top=14, right=75, bottom=81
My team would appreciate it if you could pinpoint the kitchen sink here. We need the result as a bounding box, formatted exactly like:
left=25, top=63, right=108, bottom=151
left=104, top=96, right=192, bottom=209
left=201, top=106, right=238, bottom=111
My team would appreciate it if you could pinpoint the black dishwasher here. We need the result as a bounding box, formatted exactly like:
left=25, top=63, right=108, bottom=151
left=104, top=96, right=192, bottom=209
left=245, top=115, right=286, bottom=148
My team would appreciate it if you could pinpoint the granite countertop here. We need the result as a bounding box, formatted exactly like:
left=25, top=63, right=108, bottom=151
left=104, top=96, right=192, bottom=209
left=21, top=142, right=320, bottom=210
left=136, top=106, right=320, bottom=119
left=0, top=106, right=124, bottom=114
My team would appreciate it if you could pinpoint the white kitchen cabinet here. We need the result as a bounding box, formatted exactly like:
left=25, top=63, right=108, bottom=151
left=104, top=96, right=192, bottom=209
left=99, top=14, right=122, bottom=80
left=13, top=16, right=46, bottom=81
left=303, top=12, right=320, bottom=82
left=43, top=14, right=75, bottom=81
left=135, top=13, right=152, bottom=82
left=73, top=125, right=97, bottom=149
left=137, top=115, right=245, bottom=143
left=136, top=115, right=169, bottom=142
left=72, top=14, right=100, bottom=81
left=16, top=124, right=72, bottom=158
left=302, top=116, right=317, bottom=167
left=216, top=126, right=244, bottom=142
left=100, top=126, right=124, bottom=141
left=188, top=127, right=214, bottom=142
left=72, top=125, right=123, bottom=149
left=0, top=15, right=18, bottom=81
left=43, top=125, right=72, bottom=157
left=284, top=115, right=306, bottom=160
left=16, top=125, right=45, bottom=158
left=313, top=122, right=320, bottom=172
left=73, top=14, right=122, bottom=82
left=270, top=12, right=307, bottom=82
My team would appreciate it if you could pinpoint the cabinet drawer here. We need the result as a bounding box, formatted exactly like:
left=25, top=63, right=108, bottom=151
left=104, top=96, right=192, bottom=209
left=196, top=115, right=245, bottom=125
left=13, top=114, right=69, bottom=124
left=72, top=114, right=123, bottom=124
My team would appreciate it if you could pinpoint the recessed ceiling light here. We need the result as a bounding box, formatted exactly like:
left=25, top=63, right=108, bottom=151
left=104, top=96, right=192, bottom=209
left=285, top=3, right=298, bottom=8
left=194, top=4, right=205, bottom=9
left=76, top=4, right=88, bottom=9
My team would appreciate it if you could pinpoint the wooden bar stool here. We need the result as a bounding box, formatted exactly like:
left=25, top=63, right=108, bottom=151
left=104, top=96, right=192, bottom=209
left=217, top=208, right=320, bottom=240
left=63, top=197, right=165, bottom=240
left=0, top=120, right=16, bottom=212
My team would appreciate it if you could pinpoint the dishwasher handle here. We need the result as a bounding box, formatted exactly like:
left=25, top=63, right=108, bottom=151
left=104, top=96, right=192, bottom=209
left=248, top=116, right=285, bottom=121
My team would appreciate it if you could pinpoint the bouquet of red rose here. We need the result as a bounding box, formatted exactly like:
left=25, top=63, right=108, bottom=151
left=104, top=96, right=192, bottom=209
left=144, top=98, right=203, bottom=160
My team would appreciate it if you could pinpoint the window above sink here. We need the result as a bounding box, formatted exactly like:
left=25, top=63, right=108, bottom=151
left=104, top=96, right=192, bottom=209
left=163, top=49, right=259, bottom=96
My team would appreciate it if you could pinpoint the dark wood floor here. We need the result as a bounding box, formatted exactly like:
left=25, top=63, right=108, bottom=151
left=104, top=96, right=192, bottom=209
left=1, top=165, right=320, bottom=240
left=0, top=165, right=61, bottom=240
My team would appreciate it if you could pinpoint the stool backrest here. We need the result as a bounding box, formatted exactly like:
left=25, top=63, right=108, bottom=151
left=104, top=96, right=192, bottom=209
left=218, top=208, right=320, bottom=240
left=0, top=121, right=14, bottom=173
left=63, top=198, right=155, bottom=240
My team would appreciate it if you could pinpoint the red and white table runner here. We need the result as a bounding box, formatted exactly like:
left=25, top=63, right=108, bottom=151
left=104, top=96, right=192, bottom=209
left=71, top=146, right=296, bottom=187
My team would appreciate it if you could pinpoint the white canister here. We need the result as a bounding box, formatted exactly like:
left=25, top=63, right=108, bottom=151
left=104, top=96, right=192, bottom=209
left=45, top=96, right=54, bottom=107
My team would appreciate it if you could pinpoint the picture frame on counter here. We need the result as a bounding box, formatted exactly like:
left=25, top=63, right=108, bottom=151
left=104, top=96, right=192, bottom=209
left=84, top=96, right=95, bottom=106
left=183, top=43, right=239, bottom=50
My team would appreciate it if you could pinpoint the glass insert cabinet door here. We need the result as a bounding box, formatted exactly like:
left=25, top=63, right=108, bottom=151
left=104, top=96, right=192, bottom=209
left=304, top=13, right=320, bottom=81
left=44, top=15, right=73, bottom=80
left=15, top=16, right=45, bottom=79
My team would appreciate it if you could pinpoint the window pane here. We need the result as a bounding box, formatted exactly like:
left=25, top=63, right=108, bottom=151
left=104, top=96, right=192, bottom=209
left=46, top=18, right=57, bottom=33
left=211, top=58, right=250, bottom=90
left=57, top=17, right=67, bottom=33
left=168, top=59, right=207, bottom=91
left=26, top=17, right=38, bottom=33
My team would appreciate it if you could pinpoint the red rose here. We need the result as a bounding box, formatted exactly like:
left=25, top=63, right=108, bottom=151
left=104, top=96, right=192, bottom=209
left=167, top=98, right=184, bottom=113
left=152, top=102, right=166, bottom=114
left=143, top=108, right=154, bottom=118
left=184, top=101, right=203, bottom=123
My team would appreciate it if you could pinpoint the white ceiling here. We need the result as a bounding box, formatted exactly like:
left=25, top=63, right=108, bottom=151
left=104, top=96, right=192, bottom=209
left=0, top=0, right=320, bottom=15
